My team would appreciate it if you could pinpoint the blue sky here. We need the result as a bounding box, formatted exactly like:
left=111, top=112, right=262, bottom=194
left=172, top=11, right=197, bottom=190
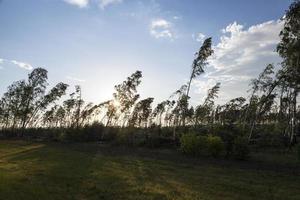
left=0, top=0, right=293, bottom=105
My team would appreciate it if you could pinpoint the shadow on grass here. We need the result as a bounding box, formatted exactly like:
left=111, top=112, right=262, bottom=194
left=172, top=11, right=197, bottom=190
left=1, top=141, right=300, bottom=200
left=1, top=142, right=175, bottom=200
left=0, top=143, right=45, bottom=160
left=95, top=144, right=300, bottom=175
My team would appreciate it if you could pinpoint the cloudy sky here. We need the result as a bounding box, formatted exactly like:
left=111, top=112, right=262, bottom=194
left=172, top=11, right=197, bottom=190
left=0, top=0, right=293, bottom=105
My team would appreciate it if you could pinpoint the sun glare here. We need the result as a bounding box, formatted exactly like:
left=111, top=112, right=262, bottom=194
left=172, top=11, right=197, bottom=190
left=113, top=100, right=121, bottom=107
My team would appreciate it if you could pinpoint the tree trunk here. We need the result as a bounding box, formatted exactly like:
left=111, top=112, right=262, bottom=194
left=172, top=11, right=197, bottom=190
left=184, top=68, right=195, bottom=127
left=290, top=89, right=298, bottom=145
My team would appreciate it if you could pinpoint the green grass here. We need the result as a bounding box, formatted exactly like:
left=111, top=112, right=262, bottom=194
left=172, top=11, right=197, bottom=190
left=0, top=140, right=299, bottom=200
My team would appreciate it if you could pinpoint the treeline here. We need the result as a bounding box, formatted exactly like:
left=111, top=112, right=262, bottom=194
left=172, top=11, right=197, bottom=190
left=0, top=1, right=299, bottom=152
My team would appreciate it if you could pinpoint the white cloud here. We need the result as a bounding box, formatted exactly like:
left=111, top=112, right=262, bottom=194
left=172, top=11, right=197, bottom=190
left=66, top=76, right=86, bottom=82
left=193, top=79, right=217, bottom=97
left=194, top=32, right=206, bottom=43
left=192, top=73, right=252, bottom=103
left=64, top=0, right=89, bottom=8
left=97, top=0, right=123, bottom=9
left=0, top=59, right=3, bottom=70
left=0, top=58, right=3, bottom=69
left=63, top=0, right=123, bottom=9
left=150, top=19, right=174, bottom=39
left=151, top=19, right=171, bottom=29
left=210, top=20, right=283, bottom=72
left=11, top=60, right=33, bottom=70
left=221, top=21, right=243, bottom=34
left=191, top=20, right=283, bottom=104
left=173, top=16, right=182, bottom=20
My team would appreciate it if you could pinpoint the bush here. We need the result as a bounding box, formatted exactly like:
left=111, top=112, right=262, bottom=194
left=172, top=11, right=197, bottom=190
left=297, top=144, right=300, bottom=162
left=180, top=133, right=207, bottom=156
left=233, top=137, right=250, bottom=160
left=101, top=127, right=118, bottom=142
left=145, top=134, right=173, bottom=148
left=218, top=130, right=235, bottom=157
left=82, top=123, right=104, bottom=141
left=255, top=133, right=287, bottom=148
left=160, top=127, right=173, bottom=137
left=55, top=130, right=67, bottom=142
left=114, top=128, right=136, bottom=146
left=207, top=135, right=224, bottom=157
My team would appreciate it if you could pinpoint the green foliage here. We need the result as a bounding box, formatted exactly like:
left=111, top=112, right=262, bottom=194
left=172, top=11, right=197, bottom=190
left=112, top=71, right=143, bottom=126
left=0, top=68, right=69, bottom=130
left=218, top=129, right=235, bottom=157
left=277, top=0, right=300, bottom=87
left=56, top=130, right=68, bottom=142
left=129, top=97, right=154, bottom=127
left=233, top=137, right=250, bottom=160
left=100, top=127, right=118, bottom=141
left=160, top=127, right=174, bottom=137
left=256, top=133, right=288, bottom=148
left=114, top=127, right=136, bottom=146
left=180, top=133, right=207, bottom=156
left=254, top=125, right=289, bottom=148
left=112, top=129, right=139, bottom=146
left=297, top=144, right=300, bottom=162
left=146, top=133, right=174, bottom=148
left=207, top=135, right=224, bottom=157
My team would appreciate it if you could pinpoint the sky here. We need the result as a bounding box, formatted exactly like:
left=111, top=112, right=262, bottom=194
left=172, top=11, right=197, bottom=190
left=0, top=0, right=293, bottom=106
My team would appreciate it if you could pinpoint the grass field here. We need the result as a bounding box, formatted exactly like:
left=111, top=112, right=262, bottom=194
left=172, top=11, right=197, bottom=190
left=0, top=140, right=299, bottom=200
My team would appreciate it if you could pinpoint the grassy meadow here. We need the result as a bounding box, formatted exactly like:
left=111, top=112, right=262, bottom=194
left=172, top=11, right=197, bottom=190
left=0, top=140, right=299, bottom=200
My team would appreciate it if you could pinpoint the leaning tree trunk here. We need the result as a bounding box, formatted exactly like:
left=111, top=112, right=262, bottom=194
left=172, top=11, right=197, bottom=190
left=248, top=81, right=279, bottom=142
left=290, top=89, right=298, bottom=145
left=184, top=68, right=195, bottom=127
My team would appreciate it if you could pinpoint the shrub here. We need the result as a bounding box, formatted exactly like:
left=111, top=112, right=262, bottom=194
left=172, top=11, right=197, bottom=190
left=146, top=133, right=163, bottom=148
left=256, top=133, right=286, bottom=148
left=146, top=134, right=161, bottom=148
left=160, top=127, right=173, bottom=137
left=207, top=135, right=224, bottom=157
left=218, top=130, right=235, bottom=157
left=233, top=137, right=250, bottom=160
left=297, top=144, right=300, bottom=162
left=146, top=135, right=174, bottom=148
left=132, top=130, right=147, bottom=147
left=114, top=128, right=135, bottom=146
left=180, top=133, right=207, bottom=156
left=82, top=123, right=104, bottom=142
left=101, top=127, right=118, bottom=142
left=114, top=127, right=150, bottom=147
